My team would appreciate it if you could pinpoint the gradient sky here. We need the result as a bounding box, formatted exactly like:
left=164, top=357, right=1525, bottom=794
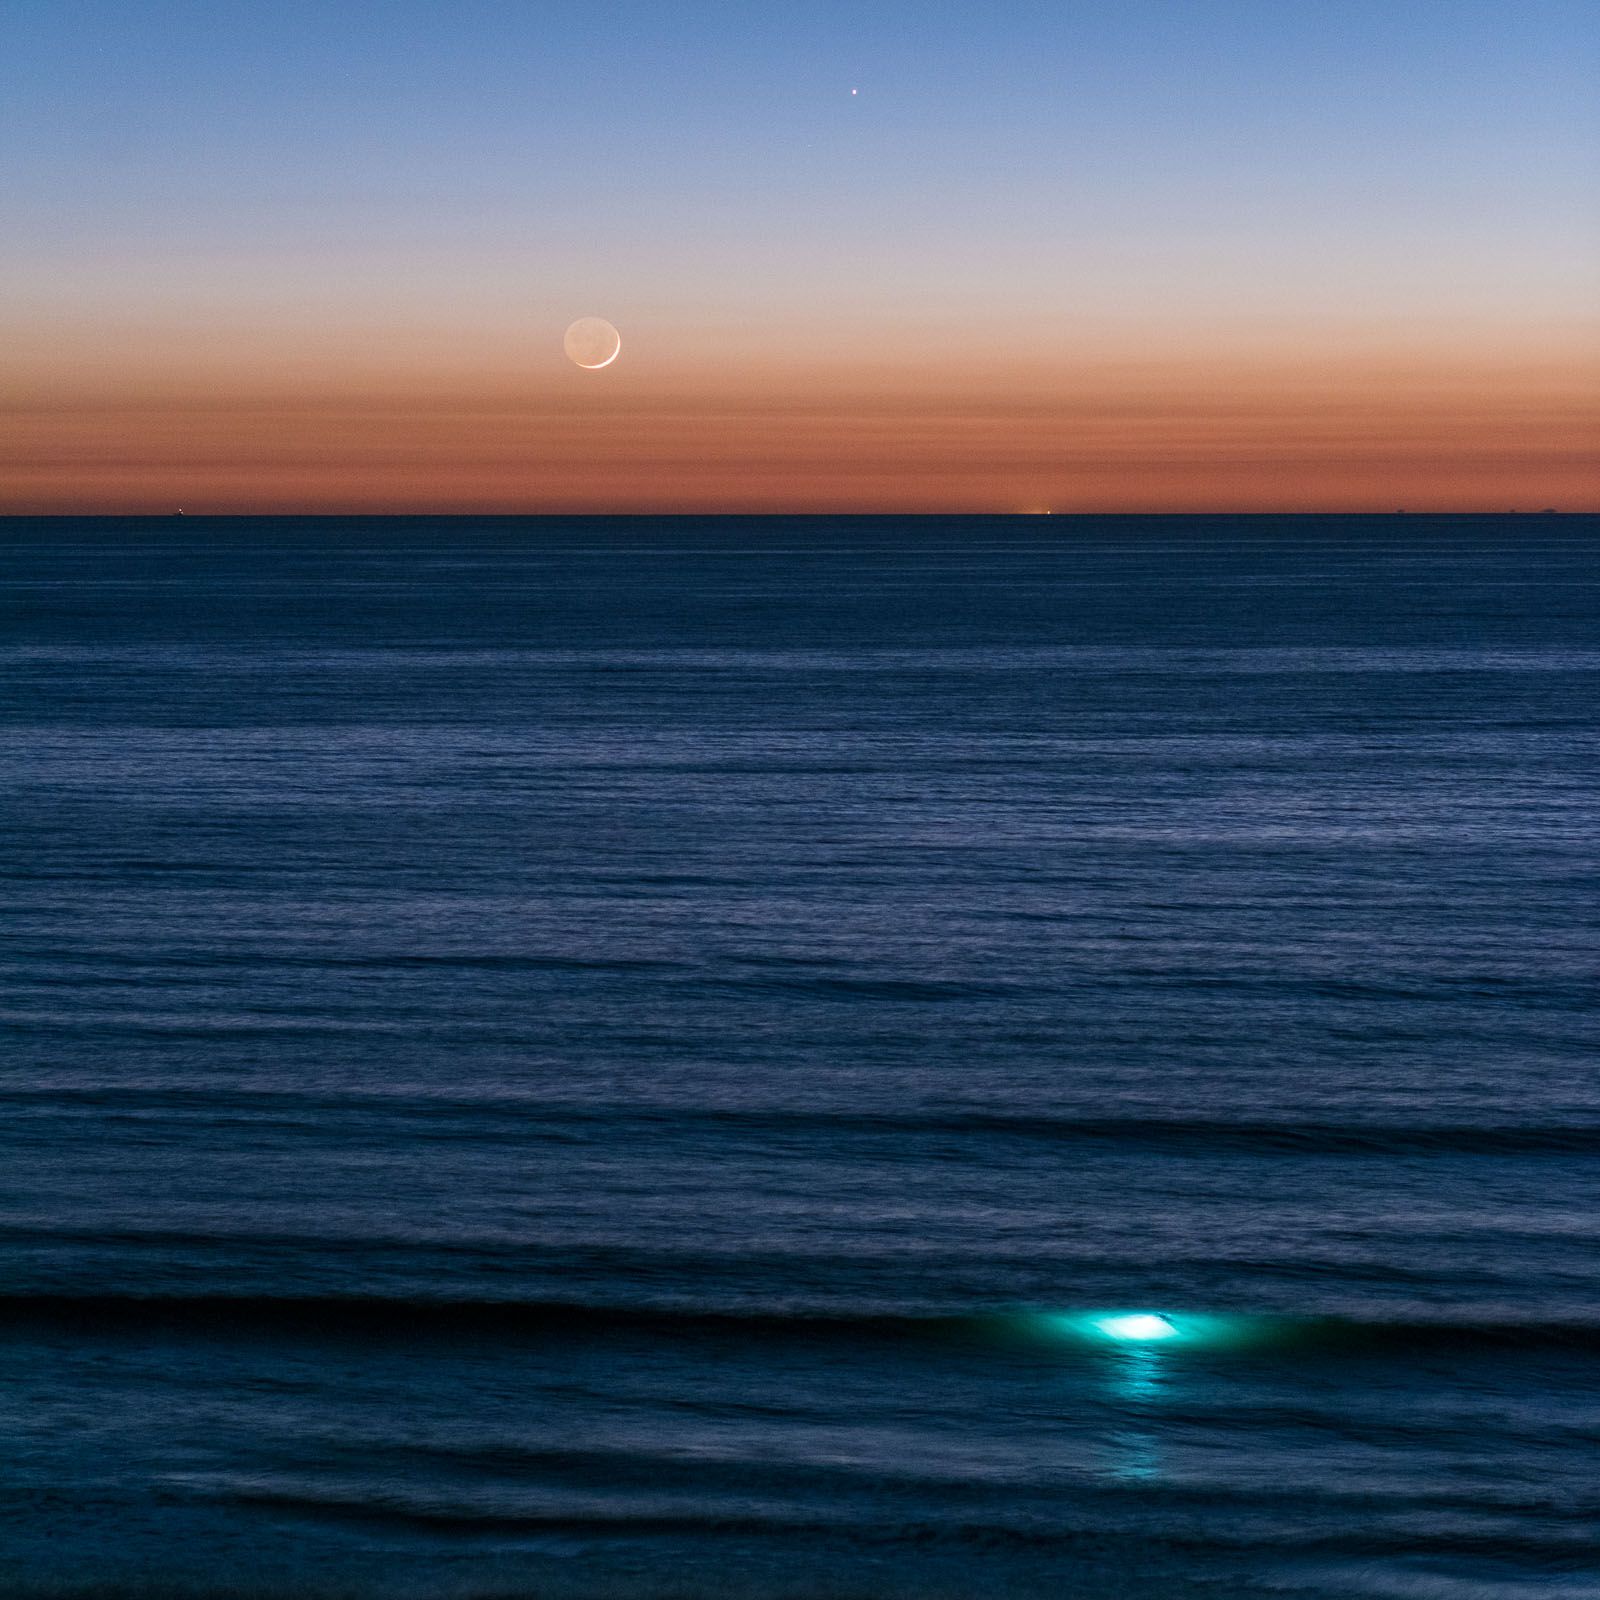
left=2, top=0, right=1597, bottom=511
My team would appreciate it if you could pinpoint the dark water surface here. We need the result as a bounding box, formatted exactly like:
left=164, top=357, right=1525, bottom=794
left=2, top=515, right=1598, bottom=1599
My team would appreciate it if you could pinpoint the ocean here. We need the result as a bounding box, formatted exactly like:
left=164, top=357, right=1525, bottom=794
left=1, top=514, right=1597, bottom=1599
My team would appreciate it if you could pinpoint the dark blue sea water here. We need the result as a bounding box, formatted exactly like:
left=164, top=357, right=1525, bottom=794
left=2, top=514, right=1598, bottom=1600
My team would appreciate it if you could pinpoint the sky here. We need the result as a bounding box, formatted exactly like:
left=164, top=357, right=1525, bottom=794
left=2, top=0, right=1597, bottom=512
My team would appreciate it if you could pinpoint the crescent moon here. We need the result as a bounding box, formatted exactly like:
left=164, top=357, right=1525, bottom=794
left=564, top=317, right=622, bottom=370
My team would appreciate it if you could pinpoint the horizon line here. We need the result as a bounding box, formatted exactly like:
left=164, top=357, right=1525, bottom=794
left=2, top=508, right=1594, bottom=521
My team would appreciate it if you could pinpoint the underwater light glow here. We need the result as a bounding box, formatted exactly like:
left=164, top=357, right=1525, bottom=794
left=1021, top=1308, right=1260, bottom=1350
left=1095, top=1313, right=1180, bottom=1342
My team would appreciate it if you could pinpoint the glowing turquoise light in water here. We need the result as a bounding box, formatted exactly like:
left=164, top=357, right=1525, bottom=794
left=1095, top=1313, right=1180, bottom=1342
left=1020, top=1309, right=1264, bottom=1350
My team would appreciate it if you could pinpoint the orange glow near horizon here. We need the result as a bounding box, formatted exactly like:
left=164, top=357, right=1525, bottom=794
left=4, top=321, right=1595, bottom=513
left=1, top=287, right=1595, bottom=514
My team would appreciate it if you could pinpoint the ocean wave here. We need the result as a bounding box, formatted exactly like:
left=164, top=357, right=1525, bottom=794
left=3, top=1291, right=1599, bottom=1354
left=6, top=1087, right=1598, bottom=1156
left=175, top=1474, right=1600, bottom=1569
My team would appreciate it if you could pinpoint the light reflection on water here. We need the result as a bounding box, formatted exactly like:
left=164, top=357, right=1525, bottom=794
left=1105, top=1341, right=1167, bottom=1482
